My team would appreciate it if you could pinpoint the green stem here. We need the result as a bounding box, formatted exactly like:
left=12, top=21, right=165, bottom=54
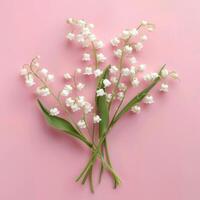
left=77, top=65, right=166, bottom=184
left=110, top=89, right=127, bottom=127
left=29, top=58, right=81, bottom=133
left=76, top=131, right=121, bottom=184
left=76, top=23, right=146, bottom=189
left=104, top=140, right=117, bottom=188
left=98, top=145, right=105, bottom=183
left=89, top=168, right=94, bottom=193
left=108, top=23, right=143, bottom=111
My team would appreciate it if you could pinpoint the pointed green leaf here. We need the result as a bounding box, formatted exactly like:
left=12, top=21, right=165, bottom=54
left=37, top=99, right=92, bottom=147
left=96, top=66, right=110, bottom=136
left=110, top=66, right=165, bottom=127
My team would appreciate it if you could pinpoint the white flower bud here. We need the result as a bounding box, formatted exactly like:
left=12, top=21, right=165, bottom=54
left=93, top=115, right=101, bottom=124
left=40, top=68, right=48, bottom=76
left=71, top=103, right=80, bottom=112
left=134, top=42, right=143, bottom=51
left=82, top=53, right=91, bottom=61
left=76, top=68, right=82, bottom=73
left=94, top=40, right=104, bottom=49
left=170, top=72, right=179, bottom=79
left=103, top=79, right=111, bottom=88
left=47, top=74, right=54, bottom=82
left=33, top=61, right=40, bottom=68
left=121, top=68, right=130, bottom=76
left=130, top=28, right=138, bottom=37
left=151, top=72, right=159, bottom=80
left=61, top=84, right=73, bottom=96
left=77, top=120, right=86, bottom=129
left=130, top=66, right=136, bottom=75
left=82, top=27, right=91, bottom=35
left=66, top=32, right=75, bottom=41
left=141, top=35, right=148, bottom=41
left=76, top=34, right=84, bottom=43
left=114, top=49, right=122, bottom=58
left=25, top=74, right=35, bottom=87
left=138, top=64, right=146, bottom=72
left=160, top=83, right=169, bottom=92
left=124, top=45, right=133, bottom=54
left=77, top=19, right=86, bottom=27
left=64, top=73, right=72, bottom=80
left=65, top=97, right=75, bottom=107
left=121, top=30, right=131, bottom=40
left=144, top=95, right=154, bottom=104
left=61, top=90, right=69, bottom=96
left=131, top=78, right=140, bottom=87
left=67, top=18, right=74, bottom=24
left=36, top=87, right=50, bottom=96
left=84, top=67, right=93, bottom=75
left=144, top=73, right=158, bottom=81
left=110, top=76, right=118, bottom=84
left=110, top=37, right=120, bottom=47
left=106, top=93, right=112, bottom=102
left=84, top=102, right=93, bottom=113
left=50, top=108, right=60, bottom=116
left=94, top=69, right=103, bottom=77
left=141, top=20, right=148, bottom=25
left=76, top=96, right=86, bottom=107
left=81, top=39, right=90, bottom=48
left=76, top=82, right=85, bottom=90
left=88, top=23, right=94, bottom=29
left=161, top=69, right=169, bottom=78
left=129, top=57, right=137, bottom=64
left=88, top=34, right=96, bottom=41
left=97, top=53, right=106, bottom=63
left=147, top=25, right=155, bottom=32
left=109, top=65, right=118, bottom=74
left=143, top=74, right=152, bottom=81
left=117, top=92, right=124, bottom=101
left=131, top=105, right=141, bottom=113
left=96, top=89, right=105, bottom=96
left=118, top=83, right=127, bottom=91
left=64, top=84, right=73, bottom=91
left=20, top=68, right=28, bottom=76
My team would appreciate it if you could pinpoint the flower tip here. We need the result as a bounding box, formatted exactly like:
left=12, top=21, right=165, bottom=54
left=170, top=71, right=179, bottom=79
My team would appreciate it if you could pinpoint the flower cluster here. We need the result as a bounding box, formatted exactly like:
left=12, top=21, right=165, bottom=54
left=20, top=18, right=178, bottom=192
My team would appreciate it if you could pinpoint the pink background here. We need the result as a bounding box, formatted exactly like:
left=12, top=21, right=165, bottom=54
left=0, top=0, right=200, bottom=199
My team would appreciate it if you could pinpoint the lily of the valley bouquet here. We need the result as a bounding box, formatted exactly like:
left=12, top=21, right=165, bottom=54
left=20, top=18, right=178, bottom=192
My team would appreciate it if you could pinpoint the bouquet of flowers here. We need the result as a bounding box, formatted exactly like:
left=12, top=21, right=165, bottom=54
left=20, top=18, right=178, bottom=192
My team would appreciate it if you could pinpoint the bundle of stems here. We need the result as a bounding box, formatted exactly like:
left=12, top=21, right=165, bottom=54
left=20, top=18, right=178, bottom=192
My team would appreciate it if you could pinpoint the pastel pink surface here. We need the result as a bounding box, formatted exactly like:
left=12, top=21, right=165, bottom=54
left=0, top=0, right=200, bottom=199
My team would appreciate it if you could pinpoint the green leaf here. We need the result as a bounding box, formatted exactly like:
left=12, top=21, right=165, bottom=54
left=96, top=66, right=110, bottom=136
left=95, top=65, right=110, bottom=102
left=37, top=99, right=92, bottom=148
left=110, top=65, right=165, bottom=127
left=98, top=95, right=109, bottom=136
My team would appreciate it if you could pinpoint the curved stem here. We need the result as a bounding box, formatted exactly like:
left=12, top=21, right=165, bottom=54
left=76, top=136, right=121, bottom=183
left=76, top=131, right=121, bottom=185
left=29, top=58, right=82, bottom=133
left=89, top=167, right=94, bottom=193
left=77, top=65, right=165, bottom=184
left=91, top=42, right=98, bottom=69
left=111, top=89, right=127, bottom=123
left=108, top=23, right=143, bottom=111
left=98, top=145, right=105, bottom=183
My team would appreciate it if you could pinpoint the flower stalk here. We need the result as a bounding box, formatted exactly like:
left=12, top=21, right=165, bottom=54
left=20, top=18, right=178, bottom=193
